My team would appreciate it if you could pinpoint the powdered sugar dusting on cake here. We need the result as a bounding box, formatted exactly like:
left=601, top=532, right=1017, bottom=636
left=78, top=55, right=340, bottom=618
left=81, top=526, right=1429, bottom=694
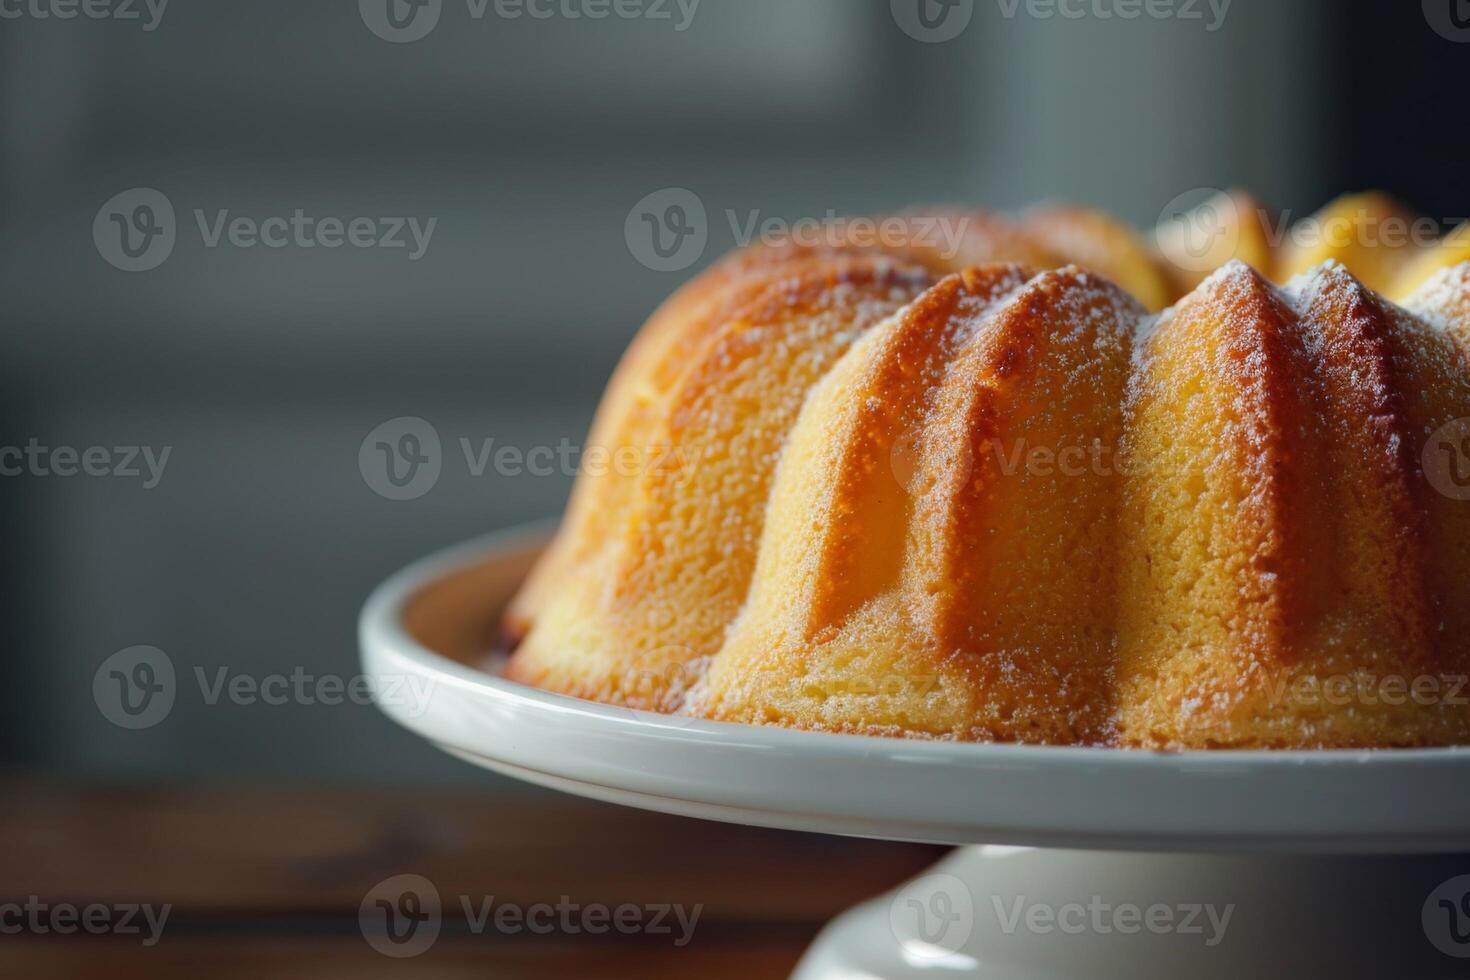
left=1281, top=257, right=1351, bottom=307
left=511, top=203, right=1470, bottom=750
left=1403, top=262, right=1470, bottom=333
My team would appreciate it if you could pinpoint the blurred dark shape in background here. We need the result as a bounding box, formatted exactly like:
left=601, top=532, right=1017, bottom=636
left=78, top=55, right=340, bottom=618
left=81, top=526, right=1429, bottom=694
left=0, top=0, right=1464, bottom=785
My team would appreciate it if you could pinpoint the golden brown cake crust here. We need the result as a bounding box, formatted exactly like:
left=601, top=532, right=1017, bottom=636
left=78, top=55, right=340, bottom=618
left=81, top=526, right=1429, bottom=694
left=504, top=254, right=938, bottom=712
left=505, top=197, right=1470, bottom=750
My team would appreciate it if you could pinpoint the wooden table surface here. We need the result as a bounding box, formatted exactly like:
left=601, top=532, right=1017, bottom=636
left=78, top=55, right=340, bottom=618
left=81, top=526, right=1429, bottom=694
left=0, top=780, right=945, bottom=978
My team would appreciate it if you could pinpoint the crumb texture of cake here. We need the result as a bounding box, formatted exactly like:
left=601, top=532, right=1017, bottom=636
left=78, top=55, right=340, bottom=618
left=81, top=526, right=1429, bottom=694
left=504, top=194, right=1470, bottom=749
left=504, top=253, right=938, bottom=711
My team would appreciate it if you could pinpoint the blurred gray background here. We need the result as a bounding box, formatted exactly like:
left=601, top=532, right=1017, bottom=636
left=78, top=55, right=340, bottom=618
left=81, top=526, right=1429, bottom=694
left=0, top=0, right=1462, bottom=784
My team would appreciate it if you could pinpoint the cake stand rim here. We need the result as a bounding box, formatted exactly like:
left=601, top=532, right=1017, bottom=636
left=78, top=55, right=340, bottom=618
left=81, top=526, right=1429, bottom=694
left=359, top=522, right=1470, bottom=854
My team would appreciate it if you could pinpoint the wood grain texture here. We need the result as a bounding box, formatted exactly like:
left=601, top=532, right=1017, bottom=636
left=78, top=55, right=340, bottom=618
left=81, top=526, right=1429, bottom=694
left=0, top=781, right=944, bottom=979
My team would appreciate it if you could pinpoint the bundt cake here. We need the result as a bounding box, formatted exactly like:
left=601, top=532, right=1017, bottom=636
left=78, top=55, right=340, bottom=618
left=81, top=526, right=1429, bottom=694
left=503, top=193, right=1470, bottom=749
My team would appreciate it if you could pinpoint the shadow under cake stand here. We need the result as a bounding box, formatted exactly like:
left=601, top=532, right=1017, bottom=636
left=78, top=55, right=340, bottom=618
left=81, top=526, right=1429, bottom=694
left=360, top=525, right=1470, bottom=979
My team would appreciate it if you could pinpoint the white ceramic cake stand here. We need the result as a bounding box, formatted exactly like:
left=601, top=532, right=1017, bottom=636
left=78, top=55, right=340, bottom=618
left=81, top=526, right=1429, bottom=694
left=360, top=525, right=1470, bottom=979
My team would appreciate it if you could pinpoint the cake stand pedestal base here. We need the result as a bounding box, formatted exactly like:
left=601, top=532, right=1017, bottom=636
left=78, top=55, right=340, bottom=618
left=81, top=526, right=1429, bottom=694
left=793, top=845, right=1470, bottom=979
left=360, top=529, right=1470, bottom=980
